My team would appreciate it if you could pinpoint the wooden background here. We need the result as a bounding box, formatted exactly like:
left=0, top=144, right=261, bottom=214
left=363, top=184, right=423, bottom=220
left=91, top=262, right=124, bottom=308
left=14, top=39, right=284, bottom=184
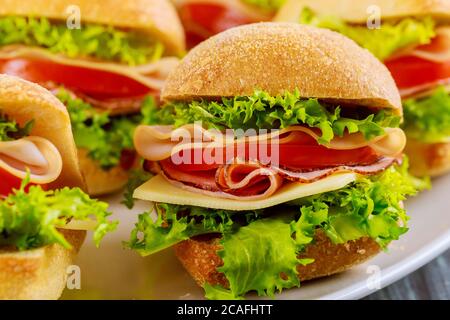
left=365, top=249, right=450, bottom=300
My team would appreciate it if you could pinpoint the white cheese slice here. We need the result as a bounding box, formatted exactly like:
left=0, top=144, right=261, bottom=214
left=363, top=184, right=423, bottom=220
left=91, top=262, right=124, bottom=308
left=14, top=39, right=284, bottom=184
left=134, top=173, right=357, bottom=211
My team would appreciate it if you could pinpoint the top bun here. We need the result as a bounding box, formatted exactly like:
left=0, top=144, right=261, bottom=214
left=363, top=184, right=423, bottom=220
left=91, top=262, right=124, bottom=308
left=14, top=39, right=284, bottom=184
left=0, top=0, right=185, bottom=56
left=0, top=74, right=85, bottom=190
left=275, top=0, right=450, bottom=24
left=162, top=23, right=402, bottom=113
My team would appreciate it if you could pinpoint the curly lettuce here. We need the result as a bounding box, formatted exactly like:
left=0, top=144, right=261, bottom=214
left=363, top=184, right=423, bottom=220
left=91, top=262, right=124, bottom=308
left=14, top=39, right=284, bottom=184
left=126, top=160, right=420, bottom=299
left=299, top=8, right=436, bottom=61
left=151, top=89, right=400, bottom=144
left=56, top=89, right=156, bottom=170
left=403, top=87, right=450, bottom=143
left=0, top=177, right=118, bottom=251
left=241, top=0, right=286, bottom=12
left=121, top=166, right=153, bottom=209
left=0, top=113, right=34, bottom=141
left=0, top=16, right=164, bottom=65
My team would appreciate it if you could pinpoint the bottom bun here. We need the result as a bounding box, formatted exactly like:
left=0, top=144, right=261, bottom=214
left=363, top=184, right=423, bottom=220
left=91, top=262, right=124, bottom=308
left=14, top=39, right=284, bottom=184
left=0, top=229, right=86, bottom=300
left=174, top=230, right=381, bottom=291
left=405, top=139, right=450, bottom=177
left=77, top=148, right=129, bottom=196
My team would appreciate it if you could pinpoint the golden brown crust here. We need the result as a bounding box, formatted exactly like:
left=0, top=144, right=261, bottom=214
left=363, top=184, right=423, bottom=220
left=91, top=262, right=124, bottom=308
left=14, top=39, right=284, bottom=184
left=0, top=74, right=85, bottom=190
left=0, top=0, right=185, bottom=55
left=405, top=138, right=450, bottom=177
left=162, top=23, right=402, bottom=114
left=275, top=0, right=450, bottom=24
left=174, top=231, right=381, bottom=290
left=77, top=148, right=129, bottom=196
left=0, top=229, right=86, bottom=300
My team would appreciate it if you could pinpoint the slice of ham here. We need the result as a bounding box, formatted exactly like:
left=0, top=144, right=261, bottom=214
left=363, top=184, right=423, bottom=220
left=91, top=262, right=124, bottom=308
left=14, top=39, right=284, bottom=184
left=134, top=124, right=406, bottom=161
left=155, top=156, right=398, bottom=200
left=274, top=156, right=400, bottom=183
left=216, top=160, right=283, bottom=197
left=399, top=79, right=450, bottom=99
left=0, top=136, right=63, bottom=184
left=387, top=27, right=450, bottom=98
left=390, top=27, right=450, bottom=64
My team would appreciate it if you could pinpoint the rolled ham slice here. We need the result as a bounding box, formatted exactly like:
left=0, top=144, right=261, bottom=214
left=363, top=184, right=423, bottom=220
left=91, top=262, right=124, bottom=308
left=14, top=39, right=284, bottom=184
left=0, top=136, right=63, bottom=184
left=156, top=156, right=398, bottom=200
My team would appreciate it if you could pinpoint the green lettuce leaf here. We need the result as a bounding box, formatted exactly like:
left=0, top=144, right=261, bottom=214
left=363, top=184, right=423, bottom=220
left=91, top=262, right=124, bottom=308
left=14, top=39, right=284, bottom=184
left=218, top=217, right=303, bottom=297
left=121, top=165, right=153, bottom=209
left=151, top=89, right=400, bottom=144
left=56, top=89, right=156, bottom=169
left=0, top=113, right=34, bottom=141
left=127, top=160, right=419, bottom=299
left=0, top=16, right=164, bottom=65
left=241, top=0, right=286, bottom=12
left=403, top=87, right=450, bottom=143
left=126, top=203, right=261, bottom=255
left=0, top=177, right=118, bottom=250
left=299, top=7, right=436, bottom=61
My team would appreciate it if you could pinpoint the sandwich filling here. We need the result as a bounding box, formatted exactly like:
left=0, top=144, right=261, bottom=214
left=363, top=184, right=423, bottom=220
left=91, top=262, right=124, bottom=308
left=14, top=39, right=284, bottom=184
left=134, top=90, right=405, bottom=200
left=177, top=0, right=284, bottom=48
left=0, top=16, right=178, bottom=175
left=128, top=90, right=422, bottom=299
left=294, top=7, right=450, bottom=147
left=0, top=113, right=117, bottom=250
left=0, top=114, right=61, bottom=195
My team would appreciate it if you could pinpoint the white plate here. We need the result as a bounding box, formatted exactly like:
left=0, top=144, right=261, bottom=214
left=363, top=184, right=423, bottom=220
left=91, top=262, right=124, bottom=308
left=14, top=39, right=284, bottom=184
left=62, top=174, right=450, bottom=300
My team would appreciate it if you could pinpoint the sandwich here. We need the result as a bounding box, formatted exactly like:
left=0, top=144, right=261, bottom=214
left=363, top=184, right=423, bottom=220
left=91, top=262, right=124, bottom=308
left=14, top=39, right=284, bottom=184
left=275, top=0, right=450, bottom=177
left=0, top=74, right=116, bottom=299
left=174, top=0, right=285, bottom=48
left=0, top=0, right=186, bottom=196
left=127, top=23, right=418, bottom=299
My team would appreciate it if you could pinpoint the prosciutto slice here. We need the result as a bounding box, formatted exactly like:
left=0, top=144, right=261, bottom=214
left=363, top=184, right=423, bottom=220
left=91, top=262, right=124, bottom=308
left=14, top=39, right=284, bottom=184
left=0, top=136, right=63, bottom=184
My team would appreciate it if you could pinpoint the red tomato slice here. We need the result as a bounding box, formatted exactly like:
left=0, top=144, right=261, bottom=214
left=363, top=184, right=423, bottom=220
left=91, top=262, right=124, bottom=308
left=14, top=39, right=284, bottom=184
left=180, top=3, right=255, bottom=48
left=0, top=167, right=48, bottom=196
left=0, top=58, right=151, bottom=100
left=385, top=56, right=450, bottom=90
left=0, top=168, right=22, bottom=197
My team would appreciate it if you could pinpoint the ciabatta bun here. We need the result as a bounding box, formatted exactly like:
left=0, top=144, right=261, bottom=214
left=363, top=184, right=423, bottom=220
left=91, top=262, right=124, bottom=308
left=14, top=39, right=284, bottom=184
left=0, top=229, right=86, bottom=300
left=275, top=0, right=450, bottom=24
left=162, top=23, right=402, bottom=114
left=174, top=230, right=381, bottom=292
left=0, top=0, right=185, bottom=56
left=405, top=138, right=450, bottom=177
left=0, top=74, right=85, bottom=190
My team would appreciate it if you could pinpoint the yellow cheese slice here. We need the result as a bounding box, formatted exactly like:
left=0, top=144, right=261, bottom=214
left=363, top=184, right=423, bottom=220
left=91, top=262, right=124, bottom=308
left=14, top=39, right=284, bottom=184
left=133, top=173, right=357, bottom=211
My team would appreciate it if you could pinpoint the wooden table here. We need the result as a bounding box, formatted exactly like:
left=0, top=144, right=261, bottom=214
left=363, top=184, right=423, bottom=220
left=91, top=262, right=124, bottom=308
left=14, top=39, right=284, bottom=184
left=365, top=249, right=450, bottom=300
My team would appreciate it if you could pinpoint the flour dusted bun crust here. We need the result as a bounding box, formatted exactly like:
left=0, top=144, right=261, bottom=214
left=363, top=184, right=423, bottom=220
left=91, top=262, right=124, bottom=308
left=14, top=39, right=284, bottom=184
left=162, top=22, right=402, bottom=114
